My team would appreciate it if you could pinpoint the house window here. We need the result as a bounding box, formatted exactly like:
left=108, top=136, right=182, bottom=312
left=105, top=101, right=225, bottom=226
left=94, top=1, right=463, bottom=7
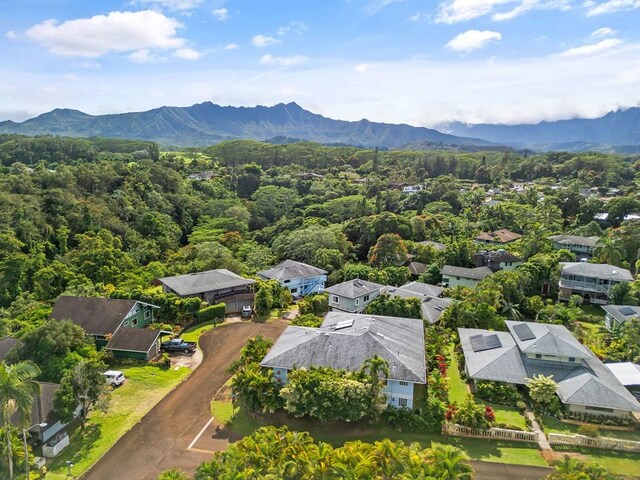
left=123, top=320, right=130, bottom=327
left=586, top=406, right=613, bottom=413
left=132, top=318, right=138, bottom=327
left=284, top=279, right=290, bottom=283
left=332, top=295, right=339, bottom=304
left=535, top=354, right=542, bottom=359
left=398, top=398, right=408, bottom=408
left=568, top=357, right=575, bottom=362
left=144, top=310, right=150, bottom=319
left=399, top=381, right=409, bottom=386
left=291, top=288, right=298, bottom=294
left=355, top=298, right=360, bottom=306
left=364, top=295, right=370, bottom=301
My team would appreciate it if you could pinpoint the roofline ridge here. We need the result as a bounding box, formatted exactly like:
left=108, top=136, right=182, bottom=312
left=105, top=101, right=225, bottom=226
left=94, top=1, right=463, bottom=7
left=369, top=331, right=426, bottom=383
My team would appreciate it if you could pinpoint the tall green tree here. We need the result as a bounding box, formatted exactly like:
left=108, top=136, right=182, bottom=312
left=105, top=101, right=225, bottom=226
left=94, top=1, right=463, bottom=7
left=595, top=236, right=624, bottom=266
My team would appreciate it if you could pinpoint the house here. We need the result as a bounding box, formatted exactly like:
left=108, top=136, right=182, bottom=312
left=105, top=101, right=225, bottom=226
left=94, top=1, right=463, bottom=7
left=418, top=240, right=446, bottom=251
left=473, top=249, right=524, bottom=272
left=605, top=363, right=640, bottom=399
left=548, top=235, right=599, bottom=259
left=0, top=336, right=18, bottom=362
left=602, top=304, right=640, bottom=330
left=325, top=279, right=385, bottom=313
left=481, top=199, right=502, bottom=207
left=441, top=265, right=493, bottom=288
left=105, top=328, right=165, bottom=360
left=261, top=312, right=426, bottom=409
left=558, top=262, right=633, bottom=305
left=257, top=260, right=327, bottom=298
left=160, top=269, right=255, bottom=313
left=383, top=282, right=452, bottom=324
left=402, top=185, right=423, bottom=194
left=475, top=229, right=522, bottom=244
left=406, top=261, right=428, bottom=277
left=50, top=296, right=159, bottom=349
left=458, top=321, right=640, bottom=419
left=13, top=382, right=70, bottom=444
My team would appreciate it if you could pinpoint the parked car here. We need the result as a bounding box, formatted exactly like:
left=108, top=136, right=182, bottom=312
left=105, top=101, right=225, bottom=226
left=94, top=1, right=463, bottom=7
left=241, top=305, right=253, bottom=318
left=160, top=338, right=197, bottom=354
left=104, top=370, right=125, bottom=387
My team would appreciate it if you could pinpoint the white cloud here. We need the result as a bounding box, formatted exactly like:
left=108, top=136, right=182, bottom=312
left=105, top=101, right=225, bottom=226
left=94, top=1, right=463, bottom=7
left=492, top=0, right=539, bottom=20
left=139, top=0, right=203, bottom=10
left=559, top=38, right=622, bottom=56
left=586, top=0, right=640, bottom=15
left=212, top=8, right=228, bottom=21
left=23, top=10, right=185, bottom=58
left=365, top=0, right=406, bottom=15
left=128, top=49, right=156, bottom=63
left=260, top=54, right=308, bottom=67
left=408, top=12, right=429, bottom=20
left=591, top=27, right=616, bottom=37
left=354, top=63, right=378, bottom=72
left=277, top=21, right=309, bottom=36
left=172, top=47, right=203, bottom=60
left=224, top=43, right=240, bottom=50
left=252, top=34, right=281, bottom=47
left=6, top=30, right=18, bottom=40
left=436, top=0, right=569, bottom=23
left=446, top=30, right=502, bottom=52
left=63, top=73, right=79, bottom=81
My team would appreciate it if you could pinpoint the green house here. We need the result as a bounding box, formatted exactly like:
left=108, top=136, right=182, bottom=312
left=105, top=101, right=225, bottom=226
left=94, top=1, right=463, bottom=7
left=50, top=296, right=160, bottom=358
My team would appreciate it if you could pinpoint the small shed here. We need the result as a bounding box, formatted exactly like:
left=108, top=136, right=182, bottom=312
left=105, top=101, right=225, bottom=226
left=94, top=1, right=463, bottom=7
left=106, top=328, right=164, bottom=360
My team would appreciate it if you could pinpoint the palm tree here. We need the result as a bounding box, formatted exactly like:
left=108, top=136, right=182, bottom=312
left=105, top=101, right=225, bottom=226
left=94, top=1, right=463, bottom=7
left=157, top=468, right=191, bottom=480
left=501, top=299, right=523, bottom=321
left=425, top=444, right=474, bottom=480
left=594, top=235, right=624, bottom=266
left=0, top=361, right=41, bottom=480
left=360, top=356, right=390, bottom=415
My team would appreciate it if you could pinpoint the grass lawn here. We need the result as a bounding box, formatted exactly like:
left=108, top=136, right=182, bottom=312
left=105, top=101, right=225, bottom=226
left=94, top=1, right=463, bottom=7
left=541, top=416, right=640, bottom=442
left=211, top=400, right=546, bottom=467
left=485, top=403, right=528, bottom=430
left=181, top=319, right=221, bottom=343
left=45, top=364, right=191, bottom=480
left=447, top=346, right=469, bottom=403
left=579, top=304, right=606, bottom=319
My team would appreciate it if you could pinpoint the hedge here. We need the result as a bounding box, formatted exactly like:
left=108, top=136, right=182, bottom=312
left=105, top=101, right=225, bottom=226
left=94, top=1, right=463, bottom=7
left=197, top=303, right=226, bottom=323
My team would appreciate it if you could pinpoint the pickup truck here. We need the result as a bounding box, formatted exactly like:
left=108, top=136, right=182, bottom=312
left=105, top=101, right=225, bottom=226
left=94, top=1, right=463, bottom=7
left=160, top=338, right=197, bottom=354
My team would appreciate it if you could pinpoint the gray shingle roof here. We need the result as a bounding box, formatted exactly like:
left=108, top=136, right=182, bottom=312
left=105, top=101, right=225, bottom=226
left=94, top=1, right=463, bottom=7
left=261, top=312, right=426, bottom=383
left=418, top=240, right=446, bottom=251
left=106, top=328, right=162, bottom=353
left=257, top=260, right=327, bottom=282
left=441, top=265, right=493, bottom=281
left=50, top=296, right=140, bottom=336
left=560, top=262, right=633, bottom=281
left=399, top=281, right=444, bottom=298
left=601, top=305, right=640, bottom=326
left=382, top=282, right=451, bottom=324
left=475, top=250, right=523, bottom=264
left=325, top=279, right=384, bottom=299
left=0, top=337, right=19, bottom=362
left=160, top=269, right=255, bottom=296
left=459, top=323, right=640, bottom=412
left=548, top=235, right=599, bottom=248
left=605, top=363, right=640, bottom=387
left=505, top=321, right=592, bottom=359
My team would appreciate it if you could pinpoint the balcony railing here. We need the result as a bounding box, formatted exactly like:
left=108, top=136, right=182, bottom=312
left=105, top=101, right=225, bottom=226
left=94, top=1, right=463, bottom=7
left=559, top=279, right=610, bottom=294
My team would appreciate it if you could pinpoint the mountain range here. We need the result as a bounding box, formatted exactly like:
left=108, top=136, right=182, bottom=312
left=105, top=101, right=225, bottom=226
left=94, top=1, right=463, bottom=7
left=1, top=102, right=639, bottom=151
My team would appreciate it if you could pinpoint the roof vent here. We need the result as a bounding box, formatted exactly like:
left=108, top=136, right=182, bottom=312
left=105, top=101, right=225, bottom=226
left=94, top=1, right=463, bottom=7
left=334, top=319, right=355, bottom=330
left=612, top=270, right=618, bottom=275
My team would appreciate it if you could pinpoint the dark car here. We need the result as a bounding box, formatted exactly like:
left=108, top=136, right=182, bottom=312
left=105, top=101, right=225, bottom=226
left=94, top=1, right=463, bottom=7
left=160, top=338, right=197, bottom=354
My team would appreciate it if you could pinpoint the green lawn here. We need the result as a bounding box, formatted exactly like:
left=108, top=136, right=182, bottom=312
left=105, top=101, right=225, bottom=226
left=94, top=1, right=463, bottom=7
left=210, top=400, right=547, bottom=467
left=579, top=304, right=606, bottom=319
left=46, top=364, right=191, bottom=479
left=181, top=319, right=221, bottom=343
left=447, top=347, right=469, bottom=403
left=541, top=416, right=640, bottom=442
left=485, top=403, right=528, bottom=430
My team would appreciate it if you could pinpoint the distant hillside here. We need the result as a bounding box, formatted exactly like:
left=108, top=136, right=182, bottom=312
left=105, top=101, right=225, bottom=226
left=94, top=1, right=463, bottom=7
left=443, top=107, right=640, bottom=149
left=0, top=102, right=493, bottom=149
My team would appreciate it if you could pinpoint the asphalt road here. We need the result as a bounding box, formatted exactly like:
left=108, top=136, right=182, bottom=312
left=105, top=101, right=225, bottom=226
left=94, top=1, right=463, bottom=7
left=83, top=319, right=552, bottom=480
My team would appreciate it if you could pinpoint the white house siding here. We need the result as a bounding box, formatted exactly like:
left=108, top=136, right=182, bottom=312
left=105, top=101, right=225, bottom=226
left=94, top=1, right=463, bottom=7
left=328, top=290, right=381, bottom=314
left=567, top=403, right=632, bottom=419
left=499, top=261, right=523, bottom=272
left=385, top=380, right=416, bottom=409
left=442, top=276, right=481, bottom=288
left=281, top=275, right=327, bottom=298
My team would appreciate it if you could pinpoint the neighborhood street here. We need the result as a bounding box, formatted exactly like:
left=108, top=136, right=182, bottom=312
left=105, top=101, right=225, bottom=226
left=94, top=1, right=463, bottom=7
left=82, top=319, right=551, bottom=480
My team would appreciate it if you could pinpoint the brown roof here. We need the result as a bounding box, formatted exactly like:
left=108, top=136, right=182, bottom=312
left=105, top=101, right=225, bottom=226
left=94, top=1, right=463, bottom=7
left=12, top=382, right=61, bottom=432
left=475, top=229, right=522, bottom=243
left=106, top=328, right=162, bottom=353
left=50, top=296, right=139, bottom=336
left=0, top=336, right=19, bottom=361
left=407, top=262, right=428, bottom=276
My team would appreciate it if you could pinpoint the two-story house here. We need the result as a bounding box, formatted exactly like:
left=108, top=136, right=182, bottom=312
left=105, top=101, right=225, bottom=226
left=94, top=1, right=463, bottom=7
left=548, top=235, right=599, bottom=259
left=458, top=321, right=640, bottom=419
left=261, top=312, right=426, bottom=409
left=382, top=282, right=452, bottom=324
left=441, top=265, right=493, bottom=288
left=602, top=304, right=640, bottom=330
left=325, top=279, right=385, bottom=313
left=257, top=260, right=327, bottom=298
left=160, top=269, right=255, bottom=313
left=473, top=249, right=524, bottom=272
left=558, top=261, right=633, bottom=304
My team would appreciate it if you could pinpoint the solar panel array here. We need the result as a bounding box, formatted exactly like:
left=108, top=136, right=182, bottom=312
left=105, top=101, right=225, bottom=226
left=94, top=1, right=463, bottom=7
left=470, top=334, right=502, bottom=352
left=334, top=319, right=355, bottom=330
left=513, top=323, right=536, bottom=341
left=619, top=306, right=637, bottom=316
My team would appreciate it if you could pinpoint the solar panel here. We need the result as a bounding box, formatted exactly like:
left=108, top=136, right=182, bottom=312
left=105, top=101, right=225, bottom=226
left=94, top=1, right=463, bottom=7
left=513, top=323, right=536, bottom=341
left=619, top=306, right=637, bottom=316
left=334, top=319, right=354, bottom=330
left=470, top=334, right=502, bottom=352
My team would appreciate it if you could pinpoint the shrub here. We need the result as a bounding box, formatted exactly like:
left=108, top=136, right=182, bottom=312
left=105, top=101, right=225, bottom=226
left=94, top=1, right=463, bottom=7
left=475, top=381, right=522, bottom=407
left=290, top=313, right=323, bottom=327
left=577, top=424, right=600, bottom=438
left=298, top=293, right=328, bottom=315
left=516, top=401, right=527, bottom=413
left=197, top=303, right=226, bottom=323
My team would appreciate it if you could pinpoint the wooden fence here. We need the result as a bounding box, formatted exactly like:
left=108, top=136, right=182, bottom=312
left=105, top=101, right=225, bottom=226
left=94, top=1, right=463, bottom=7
left=442, top=423, right=539, bottom=443
left=548, top=433, right=640, bottom=453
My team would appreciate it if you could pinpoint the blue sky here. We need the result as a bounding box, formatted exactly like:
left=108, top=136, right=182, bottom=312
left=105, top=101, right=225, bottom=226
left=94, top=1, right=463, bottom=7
left=1, top=0, right=640, bottom=126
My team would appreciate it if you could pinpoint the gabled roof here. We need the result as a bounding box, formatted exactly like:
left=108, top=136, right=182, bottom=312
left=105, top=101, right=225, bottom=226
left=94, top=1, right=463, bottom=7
left=418, top=240, right=446, bottom=251
left=505, top=321, right=592, bottom=359
left=50, top=296, right=141, bottom=336
left=398, top=281, right=444, bottom=298
left=475, top=250, right=523, bottom=264
left=419, top=296, right=453, bottom=325
left=325, top=279, right=384, bottom=299
left=382, top=283, right=451, bottom=324
left=261, top=312, right=426, bottom=383
left=406, top=262, right=427, bottom=276
left=12, top=382, right=61, bottom=433
left=257, top=260, right=327, bottom=282
left=601, top=305, right=640, bottom=325
left=441, top=265, right=493, bottom=281
left=605, top=363, right=640, bottom=387
left=560, top=262, right=633, bottom=281
left=557, top=369, right=640, bottom=411
left=548, top=235, right=599, bottom=248
left=160, top=269, right=255, bottom=296
left=0, top=336, right=19, bottom=362
left=475, top=229, right=522, bottom=243
left=106, top=328, right=163, bottom=353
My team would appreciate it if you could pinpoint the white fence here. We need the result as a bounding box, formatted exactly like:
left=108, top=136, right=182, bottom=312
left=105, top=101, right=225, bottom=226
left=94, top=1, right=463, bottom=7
left=443, top=423, right=539, bottom=443
left=548, top=433, right=640, bottom=453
